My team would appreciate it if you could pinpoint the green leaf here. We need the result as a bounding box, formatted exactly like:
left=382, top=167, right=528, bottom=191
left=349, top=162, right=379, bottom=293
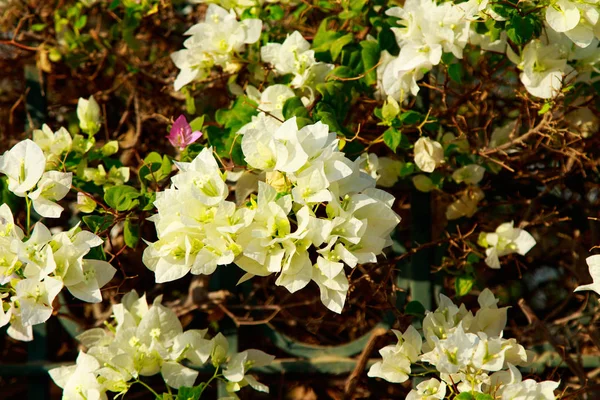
left=448, top=63, right=464, bottom=84
left=282, top=97, right=310, bottom=119
left=475, top=393, right=494, bottom=400
left=74, top=15, right=87, bottom=30
left=490, top=3, right=517, bottom=19
left=405, top=300, right=426, bottom=317
left=538, top=101, right=553, bottom=115
left=456, top=393, right=475, bottom=400
left=315, top=110, right=342, bottom=133
left=265, top=4, right=284, bottom=20
left=506, top=14, right=540, bottom=45
left=215, top=96, right=258, bottom=132
left=189, top=115, right=205, bottom=132
left=31, top=23, right=47, bottom=32
left=176, top=385, right=205, bottom=400
left=312, top=20, right=353, bottom=61
left=123, top=218, right=140, bottom=249
left=328, top=66, right=355, bottom=79
left=399, top=162, right=415, bottom=177
left=104, top=185, right=141, bottom=211
left=377, top=26, right=399, bottom=56
left=330, top=34, right=353, bottom=61
left=139, top=152, right=171, bottom=184
left=455, top=274, right=475, bottom=297
left=82, top=215, right=114, bottom=234
left=360, top=41, right=380, bottom=85
left=399, top=110, right=423, bottom=125
left=383, top=127, right=401, bottom=152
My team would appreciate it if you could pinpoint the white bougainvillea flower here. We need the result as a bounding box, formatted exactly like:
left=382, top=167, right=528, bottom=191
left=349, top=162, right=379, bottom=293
left=49, top=352, right=107, bottom=400
left=261, top=31, right=333, bottom=90
left=172, top=147, right=228, bottom=206
left=50, top=290, right=274, bottom=399
left=574, top=254, right=600, bottom=295
left=14, top=276, right=63, bottom=326
left=246, top=84, right=296, bottom=120
left=546, top=0, right=580, bottom=33
left=406, top=378, right=447, bottom=400
left=414, top=137, right=444, bottom=173
left=170, top=4, right=262, bottom=91
left=0, top=139, right=45, bottom=197
left=452, top=164, right=485, bottom=185
left=77, top=96, right=101, bottom=136
left=28, top=171, right=73, bottom=218
left=518, top=40, right=571, bottom=99
left=66, top=259, right=116, bottom=303
left=223, top=349, right=275, bottom=395
left=368, top=325, right=422, bottom=383
left=446, top=186, right=484, bottom=220
left=33, top=124, right=72, bottom=158
left=478, top=222, right=536, bottom=269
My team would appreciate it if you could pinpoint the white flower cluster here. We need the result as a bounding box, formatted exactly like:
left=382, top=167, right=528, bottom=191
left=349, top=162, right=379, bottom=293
left=469, top=0, right=600, bottom=98
left=377, top=0, right=472, bottom=102
left=189, top=0, right=297, bottom=15
left=49, top=290, right=274, bottom=399
left=171, top=4, right=262, bottom=91
left=0, top=205, right=116, bottom=341
left=379, top=0, right=600, bottom=100
left=261, top=31, right=334, bottom=101
left=32, top=98, right=129, bottom=189
left=368, top=289, right=559, bottom=399
left=0, top=139, right=72, bottom=218
left=478, top=222, right=536, bottom=269
left=144, top=116, right=401, bottom=313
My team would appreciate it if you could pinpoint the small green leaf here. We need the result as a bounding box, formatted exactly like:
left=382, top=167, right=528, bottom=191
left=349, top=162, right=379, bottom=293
left=82, top=215, right=114, bottom=234
left=378, top=27, right=399, bottom=56
left=405, top=300, right=426, bottom=317
left=399, top=110, right=423, bottom=125
left=123, top=219, right=140, bottom=249
left=455, top=274, right=475, bottom=297
left=448, top=63, right=464, bottom=84
left=538, top=101, right=553, bottom=115
left=506, top=14, right=540, bottom=45
left=31, top=23, right=47, bottom=32
left=265, top=4, right=284, bottom=20
left=104, top=185, right=141, bottom=211
left=399, top=162, right=415, bottom=177
left=328, top=66, right=354, bottom=79
left=282, top=97, right=309, bottom=119
left=455, top=393, right=475, bottom=400
left=383, top=127, right=401, bottom=152
left=330, top=34, right=354, bottom=61
left=74, top=15, right=87, bottom=30
left=189, top=115, right=205, bottom=132
left=176, top=385, right=205, bottom=400
left=360, top=41, right=380, bottom=85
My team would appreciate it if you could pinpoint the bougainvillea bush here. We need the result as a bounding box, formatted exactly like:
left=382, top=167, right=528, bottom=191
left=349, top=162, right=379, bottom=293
left=1, top=0, right=600, bottom=398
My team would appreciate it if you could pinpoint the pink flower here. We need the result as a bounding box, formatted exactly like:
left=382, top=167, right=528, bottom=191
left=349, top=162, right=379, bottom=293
left=167, top=115, right=202, bottom=150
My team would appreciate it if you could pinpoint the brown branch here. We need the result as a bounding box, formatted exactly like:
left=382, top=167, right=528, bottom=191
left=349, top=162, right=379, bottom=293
left=518, top=298, right=588, bottom=386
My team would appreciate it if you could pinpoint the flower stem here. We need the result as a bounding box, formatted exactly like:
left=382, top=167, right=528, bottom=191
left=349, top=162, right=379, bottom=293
left=25, top=196, right=31, bottom=235
left=135, top=379, right=162, bottom=400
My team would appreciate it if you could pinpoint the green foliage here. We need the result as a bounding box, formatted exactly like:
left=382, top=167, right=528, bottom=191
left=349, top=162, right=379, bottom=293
left=82, top=215, right=115, bottom=234
left=104, top=185, right=142, bottom=211
left=124, top=218, right=140, bottom=249
left=455, top=273, right=475, bottom=297
left=405, top=300, right=426, bottom=317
